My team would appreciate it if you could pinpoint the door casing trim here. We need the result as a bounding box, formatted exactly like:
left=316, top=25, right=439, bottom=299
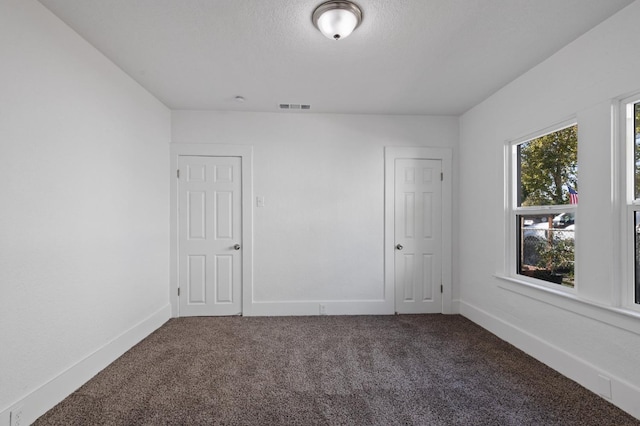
left=170, top=144, right=254, bottom=317
left=384, top=147, right=453, bottom=314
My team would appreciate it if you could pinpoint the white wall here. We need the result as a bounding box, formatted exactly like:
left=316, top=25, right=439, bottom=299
left=459, top=0, right=640, bottom=419
left=0, top=0, right=171, bottom=423
left=172, top=111, right=459, bottom=315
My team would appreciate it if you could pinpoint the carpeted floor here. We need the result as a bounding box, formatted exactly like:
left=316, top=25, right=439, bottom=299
left=35, top=315, right=639, bottom=425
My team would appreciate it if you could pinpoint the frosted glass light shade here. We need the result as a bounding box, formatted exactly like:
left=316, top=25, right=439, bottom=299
left=316, top=8, right=357, bottom=40
left=313, top=1, right=362, bottom=41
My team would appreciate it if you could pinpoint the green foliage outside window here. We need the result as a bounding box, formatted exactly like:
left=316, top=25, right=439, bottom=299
left=634, top=103, right=640, bottom=199
left=519, top=125, right=578, bottom=206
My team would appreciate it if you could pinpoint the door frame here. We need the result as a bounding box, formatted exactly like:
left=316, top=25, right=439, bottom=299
left=384, top=147, right=453, bottom=314
left=170, top=144, right=253, bottom=317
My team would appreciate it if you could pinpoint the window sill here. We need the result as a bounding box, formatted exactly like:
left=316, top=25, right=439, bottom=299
left=494, top=275, right=640, bottom=336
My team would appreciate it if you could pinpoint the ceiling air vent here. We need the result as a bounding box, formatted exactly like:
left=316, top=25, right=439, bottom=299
left=279, top=103, right=311, bottom=110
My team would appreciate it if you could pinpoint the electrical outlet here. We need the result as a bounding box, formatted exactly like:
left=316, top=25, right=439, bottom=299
left=10, top=405, right=23, bottom=426
left=319, top=304, right=326, bottom=315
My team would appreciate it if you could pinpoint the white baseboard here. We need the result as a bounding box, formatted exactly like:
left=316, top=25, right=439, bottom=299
left=1, top=304, right=171, bottom=426
left=242, top=299, right=459, bottom=317
left=245, top=300, right=394, bottom=317
left=460, top=300, right=640, bottom=420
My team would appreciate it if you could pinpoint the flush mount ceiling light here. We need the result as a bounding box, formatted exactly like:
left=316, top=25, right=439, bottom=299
left=312, top=1, right=363, bottom=41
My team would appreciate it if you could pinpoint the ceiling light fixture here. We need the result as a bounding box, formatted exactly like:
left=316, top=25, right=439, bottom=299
left=312, top=1, right=363, bottom=41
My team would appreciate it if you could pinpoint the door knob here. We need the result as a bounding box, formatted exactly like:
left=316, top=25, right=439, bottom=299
left=396, top=244, right=403, bottom=250
left=233, top=244, right=241, bottom=250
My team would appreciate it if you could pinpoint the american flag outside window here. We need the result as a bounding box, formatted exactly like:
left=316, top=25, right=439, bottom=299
left=567, top=185, right=578, bottom=204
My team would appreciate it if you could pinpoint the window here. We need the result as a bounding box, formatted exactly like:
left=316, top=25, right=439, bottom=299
left=624, top=96, right=640, bottom=306
left=509, top=123, right=578, bottom=288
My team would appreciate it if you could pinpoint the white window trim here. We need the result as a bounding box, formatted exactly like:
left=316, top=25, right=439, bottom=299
left=496, top=103, right=640, bottom=334
left=619, top=93, right=640, bottom=313
left=503, top=119, right=578, bottom=293
left=495, top=274, right=640, bottom=336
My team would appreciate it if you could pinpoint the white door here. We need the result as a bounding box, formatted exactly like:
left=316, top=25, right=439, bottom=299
left=178, top=156, right=242, bottom=316
left=395, top=159, right=443, bottom=314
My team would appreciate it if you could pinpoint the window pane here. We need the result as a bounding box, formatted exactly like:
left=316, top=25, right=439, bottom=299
left=635, top=212, right=640, bottom=304
left=517, top=213, right=575, bottom=287
left=517, top=125, right=578, bottom=207
left=634, top=103, right=640, bottom=199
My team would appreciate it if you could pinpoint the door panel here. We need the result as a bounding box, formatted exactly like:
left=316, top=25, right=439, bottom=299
left=395, top=159, right=442, bottom=313
left=188, top=192, right=206, bottom=239
left=215, top=255, right=233, bottom=303
left=187, top=255, right=206, bottom=304
left=178, top=156, right=242, bottom=316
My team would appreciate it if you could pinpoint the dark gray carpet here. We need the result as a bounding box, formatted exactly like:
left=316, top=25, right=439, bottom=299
left=35, top=315, right=639, bottom=425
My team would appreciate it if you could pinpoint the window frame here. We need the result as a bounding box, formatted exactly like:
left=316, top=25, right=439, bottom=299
left=621, top=93, right=640, bottom=312
left=505, top=119, right=578, bottom=292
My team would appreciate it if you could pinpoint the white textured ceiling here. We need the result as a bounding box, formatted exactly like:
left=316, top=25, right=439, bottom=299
left=38, top=0, right=634, bottom=115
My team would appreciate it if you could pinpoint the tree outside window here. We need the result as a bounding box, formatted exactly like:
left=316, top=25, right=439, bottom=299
left=518, top=125, right=578, bottom=207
